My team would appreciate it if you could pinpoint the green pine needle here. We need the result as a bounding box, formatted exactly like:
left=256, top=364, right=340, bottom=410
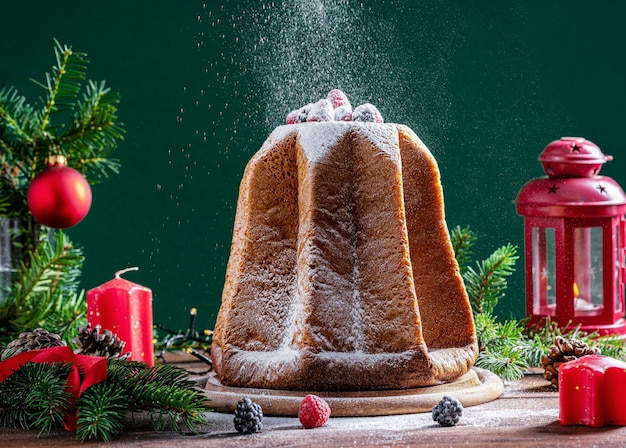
left=450, top=225, right=477, bottom=273
left=0, top=362, right=73, bottom=435
left=0, top=39, right=124, bottom=346
left=0, top=357, right=211, bottom=442
left=76, top=383, right=127, bottom=442
left=463, top=243, right=518, bottom=315
left=449, top=225, right=626, bottom=382
left=0, top=230, right=86, bottom=345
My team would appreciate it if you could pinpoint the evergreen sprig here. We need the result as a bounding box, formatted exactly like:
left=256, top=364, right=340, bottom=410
left=450, top=225, right=477, bottom=273
left=451, top=225, right=626, bottom=381
left=0, top=362, right=74, bottom=436
left=0, top=40, right=124, bottom=345
left=76, top=383, right=127, bottom=442
left=0, top=357, right=211, bottom=442
left=0, top=231, right=86, bottom=345
left=104, top=359, right=210, bottom=434
left=463, top=243, right=518, bottom=315
left=0, top=39, right=123, bottom=197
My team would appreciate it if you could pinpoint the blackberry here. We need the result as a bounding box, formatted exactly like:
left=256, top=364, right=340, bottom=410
left=432, top=395, right=463, bottom=427
left=233, top=398, right=263, bottom=434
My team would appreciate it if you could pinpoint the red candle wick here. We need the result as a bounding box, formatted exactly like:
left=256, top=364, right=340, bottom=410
left=114, top=266, right=139, bottom=279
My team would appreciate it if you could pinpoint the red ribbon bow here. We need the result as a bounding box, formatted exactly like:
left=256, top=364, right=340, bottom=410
left=0, top=345, right=108, bottom=431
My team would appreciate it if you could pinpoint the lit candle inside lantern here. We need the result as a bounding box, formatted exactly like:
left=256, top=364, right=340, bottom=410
left=559, top=355, right=626, bottom=427
left=87, top=267, right=154, bottom=366
left=573, top=281, right=600, bottom=311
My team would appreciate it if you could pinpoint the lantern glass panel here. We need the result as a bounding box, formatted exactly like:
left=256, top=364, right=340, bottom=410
left=573, top=226, right=603, bottom=316
left=616, top=223, right=623, bottom=313
left=532, top=227, right=556, bottom=316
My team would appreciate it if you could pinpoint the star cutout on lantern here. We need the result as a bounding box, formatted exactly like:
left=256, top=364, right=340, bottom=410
left=597, top=184, right=607, bottom=194
left=548, top=184, right=559, bottom=194
left=571, top=143, right=581, bottom=152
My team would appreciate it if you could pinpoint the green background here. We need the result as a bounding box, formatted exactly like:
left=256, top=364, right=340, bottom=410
left=2, top=1, right=626, bottom=333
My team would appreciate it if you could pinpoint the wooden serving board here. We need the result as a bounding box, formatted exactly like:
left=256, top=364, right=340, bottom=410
left=203, top=367, right=503, bottom=416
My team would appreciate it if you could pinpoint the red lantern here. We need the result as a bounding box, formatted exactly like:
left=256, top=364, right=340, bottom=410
left=515, top=137, right=626, bottom=336
left=27, top=155, right=92, bottom=229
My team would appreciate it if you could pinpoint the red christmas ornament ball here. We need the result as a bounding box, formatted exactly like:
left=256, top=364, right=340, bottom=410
left=27, top=156, right=92, bottom=229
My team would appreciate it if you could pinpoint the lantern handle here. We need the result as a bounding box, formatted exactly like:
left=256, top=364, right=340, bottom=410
left=114, top=267, right=139, bottom=279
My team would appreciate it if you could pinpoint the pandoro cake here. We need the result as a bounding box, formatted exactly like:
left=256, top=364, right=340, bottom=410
left=211, top=91, right=477, bottom=391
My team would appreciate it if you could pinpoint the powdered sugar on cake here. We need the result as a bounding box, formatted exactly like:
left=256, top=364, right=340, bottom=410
left=211, top=90, right=478, bottom=391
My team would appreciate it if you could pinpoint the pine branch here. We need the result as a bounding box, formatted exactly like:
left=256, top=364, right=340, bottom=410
left=0, top=362, right=73, bottom=435
left=76, top=383, right=127, bottom=442
left=0, top=86, right=37, bottom=150
left=453, top=226, right=626, bottom=382
left=0, top=39, right=124, bottom=202
left=475, top=346, right=527, bottom=382
left=105, top=359, right=211, bottom=434
left=75, top=359, right=212, bottom=441
left=449, top=225, right=476, bottom=274
left=463, top=243, right=518, bottom=315
left=0, top=231, right=85, bottom=343
left=32, top=38, right=88, bottom=134
left=524, top=316, right=626, bottom=362
left=473, top=313, right=529, bottom=381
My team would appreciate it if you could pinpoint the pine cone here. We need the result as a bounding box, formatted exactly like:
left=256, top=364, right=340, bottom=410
left=73, top=323, right=128, bottom=359
left=1, top=328, right=66, bottom=360
left=541, top=336, right=600, bottom=388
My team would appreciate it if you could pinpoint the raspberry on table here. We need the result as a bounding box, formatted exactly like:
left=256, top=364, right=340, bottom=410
left=298, top=394, right=331, bottom=429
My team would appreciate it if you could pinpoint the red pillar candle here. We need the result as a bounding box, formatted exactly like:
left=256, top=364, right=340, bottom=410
left=87, top=267, right=154, bottom=366
left=559, top=354, right=626, bottom=427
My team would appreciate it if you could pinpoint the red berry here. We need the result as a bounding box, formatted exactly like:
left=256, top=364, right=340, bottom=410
left=353, top=103, right=384, bottom=123
left=306, top=99, right=334, bottom=122
left=334, top=105, right=353, bottom=121
left=286, top=109, right=299, bottom=124
left=326, top=89, right=350, bottom=109
left=298, top=394, right=331, bottom=429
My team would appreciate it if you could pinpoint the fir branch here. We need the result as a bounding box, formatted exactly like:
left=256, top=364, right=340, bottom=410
left=1, top=39, right=124, bottom=199
left=76, top=383, right=127, bottom=442
left=0, top=362, right=73, bottom=435
left=450, top=225, right=476, bottom=274
left=43, top=290, right=87, bottom=345
left=32, top=38, right=88, bottom=134
left=0, top=357, right=211, bottom=441
left=0, top=231, right=85, bottom=343
left=8, top=231, right=82, bottom=305
left=524, top=317, right=626, bottom=362
left=463, top=243, right=518, bottom=315
left=0, top=86, right=37, bottom=149
left=475, top=346, right=527, bottom=382
left=591, top=334, right=626, bottom=359
left=105, top=359, right=211, bottom=434
left=473, top=314, right=529, bottom=381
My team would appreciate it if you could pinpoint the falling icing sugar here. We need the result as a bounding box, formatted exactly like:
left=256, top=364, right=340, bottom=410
left=231, top=0, right=414, bottom=131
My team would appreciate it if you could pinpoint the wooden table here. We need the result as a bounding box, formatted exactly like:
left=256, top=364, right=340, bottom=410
left=1, top=369, right=625, bottom=447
